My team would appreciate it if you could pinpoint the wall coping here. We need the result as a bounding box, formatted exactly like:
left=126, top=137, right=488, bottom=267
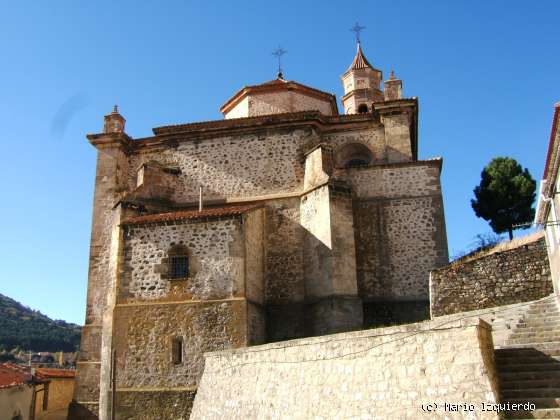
left=203, top=317, right=489, bottom=358
left=433, top=232, right=545, bottom=273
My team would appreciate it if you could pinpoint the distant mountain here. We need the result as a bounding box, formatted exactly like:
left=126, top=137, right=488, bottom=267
left=0, top=293, right=81, bottom=352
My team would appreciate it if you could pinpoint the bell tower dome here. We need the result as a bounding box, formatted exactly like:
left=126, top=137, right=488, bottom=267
left=341, top=42, right=383, bottom=114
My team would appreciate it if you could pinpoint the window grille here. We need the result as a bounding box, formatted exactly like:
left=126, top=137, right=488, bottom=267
left=169, top=255, right=189, bottom=279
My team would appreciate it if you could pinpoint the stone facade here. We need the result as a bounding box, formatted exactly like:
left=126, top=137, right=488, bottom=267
left=191, top=318, right=500, bottom=419
left=71, top=43, right=448, bottom=419
left=430, top=235, right=552, bottom=317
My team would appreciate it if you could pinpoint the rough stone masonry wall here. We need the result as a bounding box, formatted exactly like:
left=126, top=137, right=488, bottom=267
left=430, top=237, right=553, bottom=317
left=191, top=318, right=500, bottom=420
left=347, top=163, right=448, bottom=303
left=113, top=299, right=248, bottom=420
left=119, top=218, right=244, bottom=303
left=128, top=128, right=314, bottom=204
left=246, top=91, right=334, bottom=117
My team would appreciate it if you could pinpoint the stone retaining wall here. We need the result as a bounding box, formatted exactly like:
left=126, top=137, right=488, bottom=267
left=191, top=318, right=500, bottom=419
left=430, top=236, right=552, bottom=317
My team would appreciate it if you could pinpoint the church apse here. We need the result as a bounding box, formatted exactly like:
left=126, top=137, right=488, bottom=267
left=70, top=35, right=448, bottom=419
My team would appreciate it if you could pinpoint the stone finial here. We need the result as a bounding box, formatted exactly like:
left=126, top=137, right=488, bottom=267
left=389, top=69, right=396, bottom=80
left=103, top=104, right=126, bottom=134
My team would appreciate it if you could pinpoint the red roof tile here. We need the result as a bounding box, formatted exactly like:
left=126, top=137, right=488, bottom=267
left=0, top=363, right=33, bottom=389
left=122, top=204, right=261, bottom=226
left=35, top=368, right=75, bottom=379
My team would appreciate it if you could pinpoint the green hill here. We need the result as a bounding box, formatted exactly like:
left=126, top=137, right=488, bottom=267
left=0, top=293, right=81, bottom=352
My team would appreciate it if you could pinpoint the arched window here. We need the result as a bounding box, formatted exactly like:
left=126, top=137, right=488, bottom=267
left=357, top=104, right=369, bottom=114
left=168, top=245, right=189, bottom=279
left=335, top=143, right=374, bottom=168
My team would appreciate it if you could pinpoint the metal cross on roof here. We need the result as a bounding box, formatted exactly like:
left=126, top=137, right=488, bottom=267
left=272, top=46, right=288, bottom=79
left=350, top=22, right=366, bottom=44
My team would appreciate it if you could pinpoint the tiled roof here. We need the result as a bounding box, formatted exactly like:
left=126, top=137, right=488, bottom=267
left=35, top=368, right=75, bottom=379
left=344, top=43, right=379, bottom=75
left=122, top=204, right=262, bottom=226
left=0, top=363, right=33, bottom=389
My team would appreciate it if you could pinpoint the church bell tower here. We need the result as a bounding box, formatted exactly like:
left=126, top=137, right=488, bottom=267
left=341, top=42, right=383, bottom=114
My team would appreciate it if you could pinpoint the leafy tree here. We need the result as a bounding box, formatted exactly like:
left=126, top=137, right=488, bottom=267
left=471, top=157, right=536, bottom=240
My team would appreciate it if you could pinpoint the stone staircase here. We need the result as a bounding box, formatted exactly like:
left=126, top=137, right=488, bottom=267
left=492, top=296, right=560, bottom=419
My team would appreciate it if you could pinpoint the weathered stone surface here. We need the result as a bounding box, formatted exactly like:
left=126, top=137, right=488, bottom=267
left=191, top=318, right=500, bottom=419
left=115, top=390, right=196, bottom=420
left=430, top=237, right=553, bottom=317
left=120, top=218, right=244, bottom=302
left=74, top=81, right=448, bottom=418
left=113, top=300, right=246, bottom=389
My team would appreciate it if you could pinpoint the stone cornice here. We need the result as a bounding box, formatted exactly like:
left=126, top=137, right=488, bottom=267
left=87, top=132, right=133, bottom=151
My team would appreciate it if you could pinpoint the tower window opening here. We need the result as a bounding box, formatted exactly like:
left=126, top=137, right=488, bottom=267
left=335, top=143, right=374, bottom=168
left=357, top=104, right=369, bottom=114
left=172, top=336, right=183, bottom=364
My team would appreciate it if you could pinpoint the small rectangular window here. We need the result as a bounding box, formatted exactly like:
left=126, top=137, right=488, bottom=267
left=169, top=256, right=189, bottom=279
left=172, top=336, right=183, bottom=364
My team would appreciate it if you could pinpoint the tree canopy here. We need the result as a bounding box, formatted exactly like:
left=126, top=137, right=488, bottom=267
left=471, top=157, right=536, bottom=240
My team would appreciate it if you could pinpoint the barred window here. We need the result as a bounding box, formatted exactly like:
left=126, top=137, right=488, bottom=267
left=169, top=255, right=189, bottom=279
left=172, top=336, right=183, bottom=364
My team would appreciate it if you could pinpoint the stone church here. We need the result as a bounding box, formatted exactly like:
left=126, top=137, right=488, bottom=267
left=70, top=42, right=449, bottom=419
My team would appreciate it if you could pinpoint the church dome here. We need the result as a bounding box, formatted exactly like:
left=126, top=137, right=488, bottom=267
left=220, top=77, right=338, bottom=119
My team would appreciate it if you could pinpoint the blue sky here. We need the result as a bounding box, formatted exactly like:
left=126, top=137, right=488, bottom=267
left=0, top=1, right=558, bottom=324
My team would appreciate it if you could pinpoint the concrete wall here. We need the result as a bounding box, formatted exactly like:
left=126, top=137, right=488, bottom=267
left=430, top=236, right=553, bottom=317
left=0, top=385, right=33, bottom=420
left=191, top=318, right=500, bottom=420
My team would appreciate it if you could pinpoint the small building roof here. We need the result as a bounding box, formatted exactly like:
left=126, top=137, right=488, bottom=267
left=122, top=204, right=262, bottom=226
left=0, top=363, right=48, bottom=389
left=220, top=78, right=338, bottom=116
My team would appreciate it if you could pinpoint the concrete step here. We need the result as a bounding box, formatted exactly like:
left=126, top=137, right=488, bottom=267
left=504, top=407, right=560, bottom=419
left=525, top=307, right=560, bottom=316
left=496, top=348, right=560, bottom=357
left=497, top=356, right=560, bottom=365
left=494, top=321, right=560, bottom=330
left=504, top=397, right=560, bottom=409
left=501, top=379, right=560, bottom=390
left=511, top=317, right=560, bottom=329
left=497, top=363, right=560, bottom=373
left=500, top=370, right=560, bottom=381
left=506, top=336, right=560, bottom=345
left=496, top=343, right=560, bottom=353
left=502, top=388, right=560, bottom=399
left=507, top=332, right=560, bottom=339
left=510, top=325, right=560, bottom=333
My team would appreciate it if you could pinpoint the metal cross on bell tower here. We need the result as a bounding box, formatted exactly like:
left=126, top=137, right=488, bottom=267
left=272, top=46, right=288, bottom=79
left=350, top=22, right=366, bottom=44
